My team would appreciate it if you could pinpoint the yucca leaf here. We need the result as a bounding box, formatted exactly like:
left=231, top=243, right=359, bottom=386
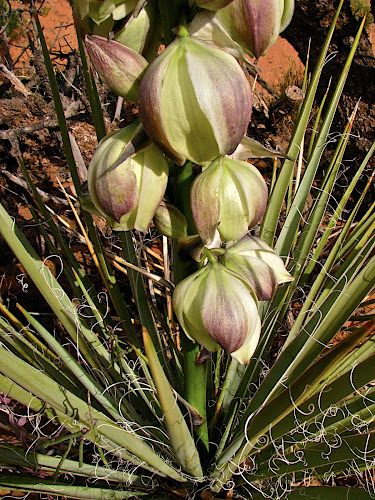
left=251, top=486, right=371, bottom=499
left=260, top=0, right=345, bottom=247
left=274, top=16, right=365, bottom=259
left=0, top=474, right=148, bottom=499
left=0, top=345, right=185, bottom=481
left=0, top=445, right=142, bottom=484
left=246, top=431, right=375, bottom=480
left=143, top=327, right=204, bottom=479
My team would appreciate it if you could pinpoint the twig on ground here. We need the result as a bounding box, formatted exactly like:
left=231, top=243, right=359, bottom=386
left=0, top=64, right=32, bottom=96
left=0, top=169, right=70, bottom=206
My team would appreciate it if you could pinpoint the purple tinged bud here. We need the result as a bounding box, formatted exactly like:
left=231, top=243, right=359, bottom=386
left=189, top=0, right=292, bottom=59
left=139, top=35, right=252, bottom=165
left=221, top=235, right=294, bottom=300
left=173, top=262, right=261, bottom=364
left=190, top=156, right=268, bottom=245
left=87, top=123, right=169, bottom=232
left=85, top=35, right=148, bottom=102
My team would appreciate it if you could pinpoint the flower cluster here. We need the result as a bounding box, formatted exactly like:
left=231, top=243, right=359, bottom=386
left=80, top=0, right=294, bottom=363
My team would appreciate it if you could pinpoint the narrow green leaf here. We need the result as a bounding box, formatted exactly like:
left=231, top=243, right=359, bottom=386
left=0, top=445, right=141, bottom=485
left=0, top=474, right=147, bottom=499
left=260, top=0, right=345, bottom=247
left=0, top=345, right=185, bottom=482
left=143, top=327, right=204, bottom=479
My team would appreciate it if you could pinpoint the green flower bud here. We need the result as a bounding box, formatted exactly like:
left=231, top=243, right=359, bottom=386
left=87, top=123, right=169, bottom=232
left=113, top=2, right=162, bottom=62
left=173, top=261, right=261, bottom=364
left=84, top=35, right=148, bottom=102
left=220, top=235, right=293, bottom=301
left=139, top=34, right=252, bottom=166
left=154, top=202, right=188, bottom=239
left=72, top=0, right=138, bottom=25
left=72, top=3, right=115, bottom=39
left=192, top=0, right=235, bottom=10
left=191, top=156, right=268, bottom=245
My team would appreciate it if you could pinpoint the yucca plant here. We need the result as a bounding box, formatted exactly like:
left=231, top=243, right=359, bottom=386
left=0, top=0, right=374, bottom=498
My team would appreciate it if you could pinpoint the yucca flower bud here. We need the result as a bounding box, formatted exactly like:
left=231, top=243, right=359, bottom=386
left=218, top=0, right=283, bottom=58
left=192, top=0, right=235, bottom=10
left=189, top=0, right=294, bottom=59
left=154, top=202, right=188, bottom=239
left=72, top=0, right=138, bottom=25
left=85, top=35, right=148, bottom=102
left=220, top=235, right=293, bottom=301
left=113, top=2, right=162, bottom=62
left=87, top=123, right=169, bottom=232
left=139, top=30, right=252, bottom=166
left=173, top=260, right=261, bottom=364
left=191, top=156, right=268, bottom=245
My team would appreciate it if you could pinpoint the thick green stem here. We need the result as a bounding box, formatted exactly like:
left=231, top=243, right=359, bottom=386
left=173, top=162, right=209, bottom=453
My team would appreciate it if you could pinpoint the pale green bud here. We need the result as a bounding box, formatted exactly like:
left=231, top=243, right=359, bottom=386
left=154, top=202, right=188, bottom=239
left=72, top=0, right=138, bottom=25
left=220, top=235, right=293, bottom=301
left=191, top=156, right=268, bottom=245
left=139, top=34, right=252, bottom=166
left=113, top=2, right=162, bottom=62
left=84, top=35, right=148, bottom=102
left=87, top=123, right=169, bottom=232
left=173, top=261, right=261, bottom=364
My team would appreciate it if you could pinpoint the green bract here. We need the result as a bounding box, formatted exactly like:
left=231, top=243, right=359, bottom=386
left=191, top=156, right=268, bottom=245
left=87, top=123, right=169, bottom=232
left=220, top=235, right=293, bottom=301
left=84, top=35, right=148, bottom=102
left=139, top=33, right=252, bottom=165
left=173, top=262, right=261, bottom=364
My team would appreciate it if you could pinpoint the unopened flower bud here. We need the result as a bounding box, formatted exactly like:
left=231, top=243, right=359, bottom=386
left=173, top=261, right=261, bottom=364
left=154, top=202, right=188, bottom=239
left=113, top=2, right=162, bottom=61
left=189, top=0, right=294, bottom=59
left=85, top=35, right=148, bottom=102
left=139, top=32, right=252, bottom=165
left=72, top=0, right=139, bottom=25
left=191, top=156, right=268, bottom=245
left=87, top=123, right=169, bottom=232
left=221, top=235, right=293, bottom=300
